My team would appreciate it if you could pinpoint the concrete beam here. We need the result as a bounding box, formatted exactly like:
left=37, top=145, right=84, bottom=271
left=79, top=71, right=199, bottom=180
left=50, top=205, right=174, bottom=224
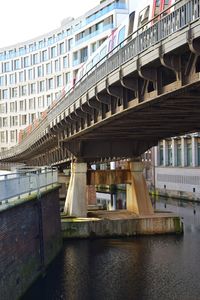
left=64, top=139, right=157, bottom=160
left=87, top=169, right=131, bottom=185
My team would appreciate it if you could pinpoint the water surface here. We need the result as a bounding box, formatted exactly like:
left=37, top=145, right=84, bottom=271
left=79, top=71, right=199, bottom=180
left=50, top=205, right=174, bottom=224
left=23, top=197, right=200, bottom=300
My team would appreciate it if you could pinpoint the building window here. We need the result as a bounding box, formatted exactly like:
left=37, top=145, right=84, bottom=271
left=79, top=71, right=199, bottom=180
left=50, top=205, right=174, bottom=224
left=20, top=100, right=26, bottom=111
left=55, top=59, right=60, bottom=72
left=187, top=142, right=192, bottom=166
left=4, top=62, right=10, bottom=72
left=59, top=42, right=64, bottom=54
left=28, top=69, right=34, bottom=80
left=0, top=117, right=8, bottom=127
left=29, top=98, right=35, bottom=110
left=33, top=53, right=39, bottom=64
left=38, top=97, right=44, bottom=108
left=46, top=63, right=52, bottom=75
left=63, top=56, right=69, bottom=68
left=0, top=76, right=5, bottom=86
left=159, top=144, right=163, bottom=166
left=10, top=130, right=16, bottom=143
left=48, top=78, right=54, bottom=90
left=21, top=114, right=27, bottom=125
left=10, top=102, right=15, bottom=112
left=68, top=38, right=73, bottom=51
left=21, top=85, right=27, bottom=96
left=42, top=50, right=48, bottom=61
left=11, top=88, right=17, bottom=98
left=48, top=36, right=53, bottom=45
left=91, top=42, right=97, bottom=53
left=167, top=142, right=172, bottom=166
left=0, top=103, right=6, bottom=113
left=56, top=75, right=62, bottom=87
left=39, top=81, right=45, bottom=92
left=2, top=89, right=8, bottom=99
left=37, top=65, right=44, bottom=77
left=10, top=116, right=18, bottom=126
left=47, top=95, right=51, bottom=107
left=24, top=56, right=30, bottom=68
left=9, top=74, right=16, bottom=84
left=177, top=142, right=182, bottom=166
left=51, top=46, right=56, bottom=58
left=19, top=47, right=25, bottom=55
left=30, top=83, right=36, bottom=94
left=14, top=59, right=20, bottom=70
left=30, top=113, right=36, bottom=123
left=39, top=40, right=44, bottom=48
left=73, top=51, right=79, bottom=66
left=80, top=47, right=88, bottom=63
left=0, top=132, right=5, bottom=143
left=19, top=71, right=24, bottom=82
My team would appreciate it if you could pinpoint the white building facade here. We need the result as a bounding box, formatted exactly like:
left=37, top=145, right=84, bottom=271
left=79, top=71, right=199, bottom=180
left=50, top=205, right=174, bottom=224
left=0, top=0, right=129, bottom=151
left=153, top=134, right=200, bottom=200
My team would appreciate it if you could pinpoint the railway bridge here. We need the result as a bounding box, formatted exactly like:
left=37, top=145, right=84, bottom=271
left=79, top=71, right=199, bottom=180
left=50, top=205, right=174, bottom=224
left=1, top=0, right=200, bottom=216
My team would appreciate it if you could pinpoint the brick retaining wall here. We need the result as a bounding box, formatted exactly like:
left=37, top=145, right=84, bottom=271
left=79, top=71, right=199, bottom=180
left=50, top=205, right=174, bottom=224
left=0, top=186, right=62, bottom=300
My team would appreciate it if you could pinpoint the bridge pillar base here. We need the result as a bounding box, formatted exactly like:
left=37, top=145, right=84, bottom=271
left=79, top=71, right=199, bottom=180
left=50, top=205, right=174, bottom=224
left=126, top=161, right=153, bottom=215
left=64, top=162, right=87, bottom=217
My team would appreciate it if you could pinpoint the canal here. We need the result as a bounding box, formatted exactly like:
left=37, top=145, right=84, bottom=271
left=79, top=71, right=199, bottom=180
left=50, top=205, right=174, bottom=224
left=23, top=196, right=200, bottom=300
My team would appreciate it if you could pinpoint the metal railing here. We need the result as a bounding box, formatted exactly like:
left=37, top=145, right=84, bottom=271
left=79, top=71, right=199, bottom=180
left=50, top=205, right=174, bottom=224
left=0, top=167, right=58, bottom=204
left=0, top=0, right=199, bottom=161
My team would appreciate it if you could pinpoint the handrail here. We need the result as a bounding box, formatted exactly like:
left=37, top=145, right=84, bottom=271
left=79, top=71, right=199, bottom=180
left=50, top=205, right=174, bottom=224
left=0, top=167, right=58, bottom=204
left=0, top=0, right=199, bottom=160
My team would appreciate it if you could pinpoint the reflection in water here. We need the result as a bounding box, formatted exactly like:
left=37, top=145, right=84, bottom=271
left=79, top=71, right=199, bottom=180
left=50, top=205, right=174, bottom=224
left=23, top=196, right=200, bottom=300
left=96, top=189, right=126, bottom=210
left=154, top=196, right=200, bottom=233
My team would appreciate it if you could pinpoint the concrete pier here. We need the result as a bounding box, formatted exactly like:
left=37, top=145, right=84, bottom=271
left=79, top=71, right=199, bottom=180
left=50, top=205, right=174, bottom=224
left=64, top=162, right=87, bottom=217
left=126, top=161, right=154, bottom=215
left=61, top=210, right=183, bottom=239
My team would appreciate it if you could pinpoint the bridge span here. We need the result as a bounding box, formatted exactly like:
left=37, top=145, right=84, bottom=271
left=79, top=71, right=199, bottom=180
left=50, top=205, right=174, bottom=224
left=1, top=0, right=200, bottom=217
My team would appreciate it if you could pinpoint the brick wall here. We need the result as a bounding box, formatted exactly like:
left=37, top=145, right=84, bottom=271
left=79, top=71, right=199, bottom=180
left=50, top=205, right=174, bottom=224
left=0, top=186, right=62, bottom=300
left=87, top=185, right=97, bottom=205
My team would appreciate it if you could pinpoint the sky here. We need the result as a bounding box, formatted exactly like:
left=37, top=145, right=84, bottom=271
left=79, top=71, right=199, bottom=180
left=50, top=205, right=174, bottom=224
left=0, top=0, right=100, bottom=48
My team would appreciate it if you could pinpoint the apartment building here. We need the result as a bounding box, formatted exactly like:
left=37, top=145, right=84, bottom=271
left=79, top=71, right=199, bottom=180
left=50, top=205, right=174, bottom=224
left=0, top=0, right=129, bottom=150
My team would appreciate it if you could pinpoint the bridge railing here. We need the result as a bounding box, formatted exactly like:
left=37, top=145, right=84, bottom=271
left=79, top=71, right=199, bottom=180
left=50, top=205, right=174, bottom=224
left=0, top=0, right=199, bottom=160
left=0, top=167, right=58, bottom=205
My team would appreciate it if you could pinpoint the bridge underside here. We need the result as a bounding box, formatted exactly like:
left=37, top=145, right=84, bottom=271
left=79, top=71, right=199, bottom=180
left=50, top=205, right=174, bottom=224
left=63, top=84, right=200, bottom=161
left=1, top=19, right=200, bottom=167
left=1, top=9, right=200, bottom=218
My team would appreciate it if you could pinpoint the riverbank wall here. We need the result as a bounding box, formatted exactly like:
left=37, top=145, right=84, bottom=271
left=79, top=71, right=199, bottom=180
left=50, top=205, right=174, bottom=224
left=0, top=185, right=62, bottom=300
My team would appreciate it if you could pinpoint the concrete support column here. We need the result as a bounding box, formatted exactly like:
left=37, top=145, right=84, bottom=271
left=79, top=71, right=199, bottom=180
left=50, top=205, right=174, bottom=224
left=64, top=162, right=87, bottom=217
left=192, top=136, right=197, bottom=167
left=172, top=138, right=177, bottom=167
left=181, top=137, right=187, bottom=167
left=126, top=161, right=154, bottom=215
